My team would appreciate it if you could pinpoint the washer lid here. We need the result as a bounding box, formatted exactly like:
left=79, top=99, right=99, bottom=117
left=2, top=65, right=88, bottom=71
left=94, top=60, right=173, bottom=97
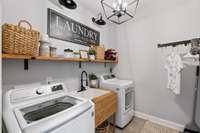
left=20, top=96, right=77, bottom=124
left=14, top=95, right=92, bottom=133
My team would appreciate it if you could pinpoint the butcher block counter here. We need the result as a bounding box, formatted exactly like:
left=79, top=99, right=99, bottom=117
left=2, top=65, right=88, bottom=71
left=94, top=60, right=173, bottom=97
left=70, top=88, right=117, bottom=128
left=92, top=90, right=117, bottom=127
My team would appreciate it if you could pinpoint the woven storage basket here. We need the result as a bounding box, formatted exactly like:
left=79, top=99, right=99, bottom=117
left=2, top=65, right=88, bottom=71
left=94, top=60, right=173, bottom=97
left=96, top=121, right=110, bottom=133
left=2, top=20, right=40, bottom=56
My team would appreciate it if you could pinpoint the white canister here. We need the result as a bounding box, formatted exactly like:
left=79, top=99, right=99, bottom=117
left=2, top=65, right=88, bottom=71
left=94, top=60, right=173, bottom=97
left=40, top=34, right=50, bottom=43
left=39, top=42, right=50, bottom=57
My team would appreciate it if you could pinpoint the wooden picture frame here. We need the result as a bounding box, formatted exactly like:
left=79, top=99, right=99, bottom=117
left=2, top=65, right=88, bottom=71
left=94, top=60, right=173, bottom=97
left=80, top=50, right=88, bottom=59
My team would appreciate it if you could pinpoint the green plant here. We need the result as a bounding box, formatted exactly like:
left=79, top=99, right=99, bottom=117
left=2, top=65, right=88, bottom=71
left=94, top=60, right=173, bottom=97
left=64, top=48, right=73, bottom=52
left=88, top=50, right=96, bottom=55
left=89, top=73, right=98, bottom=80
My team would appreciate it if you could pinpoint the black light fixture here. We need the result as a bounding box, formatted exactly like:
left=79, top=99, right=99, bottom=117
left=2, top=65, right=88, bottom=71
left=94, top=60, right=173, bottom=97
left=58, top=0, right=77, bottom=9
left=101, top=0, right=139, bottom=24
left=92, top=13, right=106, bottom=26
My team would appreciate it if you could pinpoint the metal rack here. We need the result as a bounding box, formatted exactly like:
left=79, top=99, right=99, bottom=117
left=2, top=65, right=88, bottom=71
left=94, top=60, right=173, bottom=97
left=157, top=38, right=200, bottom=133
left=157, top=38, right=200, bottom=48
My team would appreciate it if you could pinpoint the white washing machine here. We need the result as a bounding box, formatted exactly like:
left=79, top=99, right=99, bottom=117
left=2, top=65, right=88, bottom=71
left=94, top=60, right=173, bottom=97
left=100, top=74, right=135, bottom=128
left=3, top=83, right=95, bottom=133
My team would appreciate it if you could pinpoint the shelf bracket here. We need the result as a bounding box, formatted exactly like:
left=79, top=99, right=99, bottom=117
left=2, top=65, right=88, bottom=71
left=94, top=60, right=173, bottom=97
left=24, top=59, right=29, bottom=70
left=79, top=61, right=82, bottom=68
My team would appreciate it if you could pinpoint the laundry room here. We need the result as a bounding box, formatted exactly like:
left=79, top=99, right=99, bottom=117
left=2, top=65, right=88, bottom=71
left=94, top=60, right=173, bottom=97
left=1, top=0, right=200, bottom=133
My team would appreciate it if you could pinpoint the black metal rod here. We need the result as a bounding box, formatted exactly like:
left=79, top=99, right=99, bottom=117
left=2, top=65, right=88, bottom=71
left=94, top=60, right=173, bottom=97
left=196, top=66, right=199, bottom=76
left=24, top=59, right=29, bottom=70
left=79, top=61, right=82, bottom=68
left=184, top=128, right=200, bottom=133
left=157, top=39, right=192, bottom=48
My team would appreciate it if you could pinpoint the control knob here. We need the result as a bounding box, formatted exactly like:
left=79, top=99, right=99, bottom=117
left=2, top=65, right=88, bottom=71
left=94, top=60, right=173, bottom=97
left=36, top=88, right=44, bottom=95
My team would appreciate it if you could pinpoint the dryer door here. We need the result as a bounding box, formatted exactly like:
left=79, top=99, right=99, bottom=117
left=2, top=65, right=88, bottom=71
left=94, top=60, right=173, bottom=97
left=125, top=87, right=134, bottom=111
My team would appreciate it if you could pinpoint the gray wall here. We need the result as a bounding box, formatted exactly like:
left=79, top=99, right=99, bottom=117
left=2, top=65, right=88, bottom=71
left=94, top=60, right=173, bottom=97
left=114, top=0, right=200, bottom=125
left=2, top=60, right=114, bottom=91
left=2, top=0, right=117, bottom=91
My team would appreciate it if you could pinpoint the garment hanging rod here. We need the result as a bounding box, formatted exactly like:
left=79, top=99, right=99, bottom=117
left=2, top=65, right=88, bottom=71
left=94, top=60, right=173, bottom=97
left=157, top=37, right=200, bottom=133
left=157, top=38, right=200, bottom=48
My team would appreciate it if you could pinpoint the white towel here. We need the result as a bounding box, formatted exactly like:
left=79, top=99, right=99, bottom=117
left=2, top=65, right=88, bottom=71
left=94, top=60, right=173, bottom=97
left=165, top=52, right=183, bottom=95
left=183, top=53, right=199, bottom=66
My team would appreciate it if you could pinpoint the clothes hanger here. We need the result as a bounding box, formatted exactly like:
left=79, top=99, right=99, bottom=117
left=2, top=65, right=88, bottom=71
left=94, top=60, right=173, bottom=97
left=170, top=46, right=176, bottom=57
left=183, top=44, right=198, bottom=59
left=183, top=43, right=199, bottom=66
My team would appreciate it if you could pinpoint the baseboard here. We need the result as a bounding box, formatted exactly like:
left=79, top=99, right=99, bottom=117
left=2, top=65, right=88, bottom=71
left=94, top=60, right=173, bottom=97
left=135, top=111, right=185, bottom=132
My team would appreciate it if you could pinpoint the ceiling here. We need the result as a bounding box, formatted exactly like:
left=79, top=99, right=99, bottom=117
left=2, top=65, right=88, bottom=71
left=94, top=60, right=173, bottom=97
left=77, top=0, right=103, bottom=14
left=76, top=0, right=144, bottom=20
left=76, top=0, right=192, bottom=19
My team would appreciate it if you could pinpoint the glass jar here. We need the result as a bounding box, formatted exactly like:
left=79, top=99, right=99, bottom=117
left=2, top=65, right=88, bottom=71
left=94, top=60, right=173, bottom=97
left=50, top=47, right=57, bottom=57
left=39, top=42, right=50, bottom=57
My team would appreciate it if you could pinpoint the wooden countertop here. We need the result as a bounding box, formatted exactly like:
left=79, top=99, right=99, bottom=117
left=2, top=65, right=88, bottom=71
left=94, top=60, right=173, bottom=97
left=92, top=89, right=117, bottom=127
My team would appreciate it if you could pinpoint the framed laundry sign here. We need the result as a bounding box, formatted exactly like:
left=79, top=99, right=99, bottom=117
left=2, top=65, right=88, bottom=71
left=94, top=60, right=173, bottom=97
left=47, top=8, right=100, bottom=46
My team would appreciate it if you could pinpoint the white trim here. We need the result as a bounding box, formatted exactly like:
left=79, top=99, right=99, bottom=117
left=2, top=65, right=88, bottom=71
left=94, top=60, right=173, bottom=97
left=135, top=111, right=185, bottom=132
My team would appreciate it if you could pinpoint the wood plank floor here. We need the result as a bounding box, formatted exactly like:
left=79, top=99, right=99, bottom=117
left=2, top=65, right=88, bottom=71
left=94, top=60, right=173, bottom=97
left=113, top=117, right=180, bottom=133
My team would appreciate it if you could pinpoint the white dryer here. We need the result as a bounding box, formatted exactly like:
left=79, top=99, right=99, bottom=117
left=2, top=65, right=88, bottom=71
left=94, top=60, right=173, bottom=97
left=100, top=74, right=134, bottom=128
left=3, top=83, right=95, bottom=133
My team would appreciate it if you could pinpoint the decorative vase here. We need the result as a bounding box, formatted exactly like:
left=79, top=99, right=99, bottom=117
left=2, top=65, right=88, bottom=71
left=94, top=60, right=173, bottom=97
left=89, top=54, right=95, bottom=60
left=90, top=79, right=98, bottom=88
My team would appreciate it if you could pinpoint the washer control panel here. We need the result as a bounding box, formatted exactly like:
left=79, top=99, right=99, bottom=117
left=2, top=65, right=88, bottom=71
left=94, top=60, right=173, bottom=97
left=35, top=84, right=64, bottom=95
left=11, top=83, right=65, bottom=103
left=51, top=84, right=64, bottom=92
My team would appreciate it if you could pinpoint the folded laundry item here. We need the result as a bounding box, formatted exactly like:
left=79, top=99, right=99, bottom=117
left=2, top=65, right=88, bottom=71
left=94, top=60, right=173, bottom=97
left=191, top=38, right=200, bottom=55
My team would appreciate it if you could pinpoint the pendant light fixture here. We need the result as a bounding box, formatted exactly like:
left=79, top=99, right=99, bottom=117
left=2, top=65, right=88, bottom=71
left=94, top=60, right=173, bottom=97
left=58, top=0, right=77, bottom=9
left=101, top=0, right=139, bottom=24
left=92, top=13, right=106, bottom=26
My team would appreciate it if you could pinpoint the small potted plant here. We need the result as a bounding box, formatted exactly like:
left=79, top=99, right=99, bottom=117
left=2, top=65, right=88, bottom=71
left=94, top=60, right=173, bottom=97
left=88, top=49, right=96, bottom=60
left=64, top=48, right=74, bottom=58
left=89, top=73, right=98, bottom=88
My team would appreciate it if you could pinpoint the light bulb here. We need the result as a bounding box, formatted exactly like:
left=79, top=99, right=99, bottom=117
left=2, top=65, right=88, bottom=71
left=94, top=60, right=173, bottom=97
left=113, top=2, right=117, bottom=10
left=117, top=5, right=120, bottom=11
left=118, top=0, right=122, bottom=5
left=122, top=2, right=127, bottom=10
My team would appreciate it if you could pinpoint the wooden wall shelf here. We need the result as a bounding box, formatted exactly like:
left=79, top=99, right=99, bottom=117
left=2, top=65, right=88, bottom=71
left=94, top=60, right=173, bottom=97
left=2, top=54, right=32, bottom=59
left=2, top=54, right=118, bottom=70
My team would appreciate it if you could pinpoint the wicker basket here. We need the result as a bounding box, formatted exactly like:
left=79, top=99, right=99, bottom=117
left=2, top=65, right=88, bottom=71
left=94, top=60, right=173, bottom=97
left=96, top=121, right=110, bottom=133
left=2, top=20, right=40, bottom=56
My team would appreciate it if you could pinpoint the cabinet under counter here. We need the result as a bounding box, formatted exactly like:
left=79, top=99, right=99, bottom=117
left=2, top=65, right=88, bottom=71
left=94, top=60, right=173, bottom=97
left=69, top=88, right=117, bottom=129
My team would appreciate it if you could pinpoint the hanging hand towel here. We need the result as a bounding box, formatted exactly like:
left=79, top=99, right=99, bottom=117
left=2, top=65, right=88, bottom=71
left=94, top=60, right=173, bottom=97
left=165, top=52, right=183, bottom=95
left=183, top=53, right=199, bottom=66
